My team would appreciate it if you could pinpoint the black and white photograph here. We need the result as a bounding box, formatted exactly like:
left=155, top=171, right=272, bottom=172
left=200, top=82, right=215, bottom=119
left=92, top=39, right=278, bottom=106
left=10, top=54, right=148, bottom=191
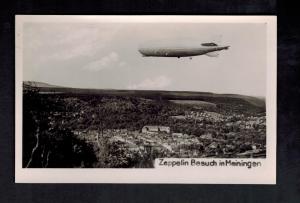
left=15, top=16, right=276, bottom=183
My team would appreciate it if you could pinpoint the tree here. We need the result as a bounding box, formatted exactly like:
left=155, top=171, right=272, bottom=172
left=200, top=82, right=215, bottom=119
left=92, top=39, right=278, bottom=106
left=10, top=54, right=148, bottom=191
left=23, top=85, right=97, bottom=168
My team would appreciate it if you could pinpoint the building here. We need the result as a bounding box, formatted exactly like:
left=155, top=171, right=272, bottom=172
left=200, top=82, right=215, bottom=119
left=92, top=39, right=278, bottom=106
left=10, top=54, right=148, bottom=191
left=142, top=125, right=170, bottom=134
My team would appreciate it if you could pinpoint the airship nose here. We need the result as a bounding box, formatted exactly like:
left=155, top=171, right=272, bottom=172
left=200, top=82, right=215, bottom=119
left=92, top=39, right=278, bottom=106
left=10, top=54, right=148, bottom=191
left=223, top=46, right=230, bottom=50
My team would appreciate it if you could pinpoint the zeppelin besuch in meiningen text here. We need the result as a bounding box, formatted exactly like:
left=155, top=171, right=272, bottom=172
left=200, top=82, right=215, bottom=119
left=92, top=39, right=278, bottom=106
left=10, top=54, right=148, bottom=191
left=158, top=158, right=262, bottom=169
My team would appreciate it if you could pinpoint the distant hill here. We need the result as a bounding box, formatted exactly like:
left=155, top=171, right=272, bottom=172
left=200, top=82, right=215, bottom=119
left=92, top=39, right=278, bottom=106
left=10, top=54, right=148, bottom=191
left=23, top=81, right=265, bottom=108
left=221, top=94, right=265, bottom=108
left=23, top=81, right=61, bottom=88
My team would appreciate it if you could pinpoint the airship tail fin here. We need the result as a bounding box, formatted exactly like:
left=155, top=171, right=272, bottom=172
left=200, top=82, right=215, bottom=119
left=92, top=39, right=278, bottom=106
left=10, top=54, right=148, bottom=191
left=205, top=51, right=219, bottom=57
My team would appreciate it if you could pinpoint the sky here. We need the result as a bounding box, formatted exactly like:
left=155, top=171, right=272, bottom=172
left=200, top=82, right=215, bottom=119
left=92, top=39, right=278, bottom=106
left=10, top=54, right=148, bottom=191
left=23, top=22, right=267, bottom=97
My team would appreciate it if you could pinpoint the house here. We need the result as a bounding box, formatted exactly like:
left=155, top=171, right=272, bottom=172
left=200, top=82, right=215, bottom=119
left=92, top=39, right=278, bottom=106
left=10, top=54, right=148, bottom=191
left=172, top=132, right=183, bottom=137
left=208, top=142, right=218, bottom=149
left=142, top=125, right=170, bottom=134
left=200, top=133, right=213, bottom=140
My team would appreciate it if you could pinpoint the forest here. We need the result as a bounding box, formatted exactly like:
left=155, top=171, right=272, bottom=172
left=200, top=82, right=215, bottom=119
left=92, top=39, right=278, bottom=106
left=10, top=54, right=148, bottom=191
left=23, top=84, right=266, bottom=168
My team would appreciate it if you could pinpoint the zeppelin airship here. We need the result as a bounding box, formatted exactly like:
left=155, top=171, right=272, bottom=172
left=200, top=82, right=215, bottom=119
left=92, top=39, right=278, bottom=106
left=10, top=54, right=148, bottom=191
left=138, top=42, right=230, bottom=59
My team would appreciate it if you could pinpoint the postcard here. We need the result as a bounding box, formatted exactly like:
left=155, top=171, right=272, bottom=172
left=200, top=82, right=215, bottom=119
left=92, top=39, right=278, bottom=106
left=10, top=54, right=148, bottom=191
left=15, top=15, right=276, bottom=183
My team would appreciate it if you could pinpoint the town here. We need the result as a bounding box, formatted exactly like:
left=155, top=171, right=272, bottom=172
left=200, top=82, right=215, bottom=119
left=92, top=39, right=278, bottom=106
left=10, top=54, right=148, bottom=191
left=23, top=85, right=266, bottom=168
left=74, top=109, right=266, bottom=162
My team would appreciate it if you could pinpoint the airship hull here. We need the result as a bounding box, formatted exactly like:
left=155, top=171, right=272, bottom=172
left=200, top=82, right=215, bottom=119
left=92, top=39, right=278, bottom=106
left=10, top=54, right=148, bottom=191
left=138, top=46, right=229, bottom=58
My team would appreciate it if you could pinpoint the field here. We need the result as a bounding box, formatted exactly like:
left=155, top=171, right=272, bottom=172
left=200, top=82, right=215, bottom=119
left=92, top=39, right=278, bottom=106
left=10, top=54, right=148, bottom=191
left=23, top=82, right=266, bottom=168
left=169, top=100, right=217, bottom=108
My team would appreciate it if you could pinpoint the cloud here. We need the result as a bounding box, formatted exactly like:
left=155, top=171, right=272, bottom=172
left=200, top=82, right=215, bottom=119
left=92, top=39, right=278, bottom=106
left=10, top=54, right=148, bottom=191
left=82, top=52, right=125, bottom=71
left=25, top=24, right=122, bottom=62
left=127, top=75, right=172, bottom=90
left=118, top=61, right=127, bottom=67
left=49, top=42, right=98, bottom=60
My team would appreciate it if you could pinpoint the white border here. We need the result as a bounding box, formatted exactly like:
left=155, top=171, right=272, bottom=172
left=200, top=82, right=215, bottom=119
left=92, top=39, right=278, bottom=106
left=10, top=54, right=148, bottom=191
left=15, top=15, right=277, bottom=184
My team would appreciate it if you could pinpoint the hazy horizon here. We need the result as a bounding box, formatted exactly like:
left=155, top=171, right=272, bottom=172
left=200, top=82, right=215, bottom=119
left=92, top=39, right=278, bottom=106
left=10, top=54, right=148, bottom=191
left=23, top=80, right=266, bottom=99
left=23, top=22, right=267, bottom=97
